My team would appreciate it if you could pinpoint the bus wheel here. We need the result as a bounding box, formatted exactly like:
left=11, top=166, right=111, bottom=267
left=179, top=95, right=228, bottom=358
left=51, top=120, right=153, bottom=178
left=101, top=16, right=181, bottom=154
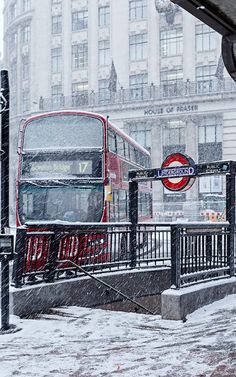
left=120, top=234, right=128, bottom=260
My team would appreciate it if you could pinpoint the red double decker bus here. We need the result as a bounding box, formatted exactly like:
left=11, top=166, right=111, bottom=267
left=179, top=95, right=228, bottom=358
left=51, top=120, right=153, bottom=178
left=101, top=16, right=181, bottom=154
left=17, top=110, right=152, bottom=225
left=15, top=110, right=152, bottom=273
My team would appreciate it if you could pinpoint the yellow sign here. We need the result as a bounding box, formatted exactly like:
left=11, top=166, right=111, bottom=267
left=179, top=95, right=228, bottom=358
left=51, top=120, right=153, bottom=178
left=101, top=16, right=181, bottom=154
left=105, top=184, right=112, bottom=202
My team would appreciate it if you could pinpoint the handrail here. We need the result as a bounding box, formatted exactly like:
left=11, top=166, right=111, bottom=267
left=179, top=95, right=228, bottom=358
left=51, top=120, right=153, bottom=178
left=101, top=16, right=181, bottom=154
left=56, top=259, right=155, bottom=315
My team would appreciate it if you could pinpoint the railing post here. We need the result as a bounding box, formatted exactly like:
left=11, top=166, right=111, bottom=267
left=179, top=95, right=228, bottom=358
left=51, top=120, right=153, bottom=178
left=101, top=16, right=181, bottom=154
left=43, top=231, right=59, bottom=283
left=12, top=229, right=27, bottom=287
left=171, top=225, right=181, bottom=289
left=226, top=173, right=235, bottom=277
left=1, top=257, right=10, bottom=330
left=129, top=180, right=138, bottom=268
left=206, top=235, right=212, bottom=263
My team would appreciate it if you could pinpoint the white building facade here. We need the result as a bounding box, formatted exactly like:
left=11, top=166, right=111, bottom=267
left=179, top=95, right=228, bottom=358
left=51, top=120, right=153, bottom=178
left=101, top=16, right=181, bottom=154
left=3, top=0, right=236, bottom=220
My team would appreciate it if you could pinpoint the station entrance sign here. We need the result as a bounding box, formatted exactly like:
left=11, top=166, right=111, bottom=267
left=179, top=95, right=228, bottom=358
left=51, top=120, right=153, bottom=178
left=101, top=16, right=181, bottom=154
left=129, top=152, right=196, bottom=192
left=159, top=153, right=196, bottom=192
left=129, top=154, right=236, bottom=226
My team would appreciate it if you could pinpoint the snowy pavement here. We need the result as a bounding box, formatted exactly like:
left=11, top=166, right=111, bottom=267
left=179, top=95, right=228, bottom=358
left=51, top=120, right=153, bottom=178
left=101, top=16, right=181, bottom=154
left=0, top=295, right=236, bottom=377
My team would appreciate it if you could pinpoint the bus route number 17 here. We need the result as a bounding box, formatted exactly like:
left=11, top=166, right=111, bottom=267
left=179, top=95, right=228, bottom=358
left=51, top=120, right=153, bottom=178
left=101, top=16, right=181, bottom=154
left=78, top=161, right=92, bottom=174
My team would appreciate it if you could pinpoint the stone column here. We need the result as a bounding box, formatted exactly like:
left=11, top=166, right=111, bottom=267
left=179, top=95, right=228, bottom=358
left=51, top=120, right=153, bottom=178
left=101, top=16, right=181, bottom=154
left=223, top=110, right=236, bottom=161
left=184, top=116, right=199, bottom=219
left=88, top=0, right=98, bottom=91
left=151, top=120, right=163, bottom=219
left=182, top=12, right=195, bottom=81
left=62, top=0, right=72, bottom=98
left=110, top=0, right=129, bottom=88
left=148, top=1, right=159, bottom=85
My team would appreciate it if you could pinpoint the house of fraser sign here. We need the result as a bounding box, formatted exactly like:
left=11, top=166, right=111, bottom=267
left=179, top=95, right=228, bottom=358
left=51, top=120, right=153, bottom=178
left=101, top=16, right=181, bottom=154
left=144, top=104, right=198, bottom=116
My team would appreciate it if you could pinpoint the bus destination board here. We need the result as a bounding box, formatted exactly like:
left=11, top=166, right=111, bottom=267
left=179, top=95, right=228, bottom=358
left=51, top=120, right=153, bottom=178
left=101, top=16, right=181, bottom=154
left=23, top=159, right=93, bottom=177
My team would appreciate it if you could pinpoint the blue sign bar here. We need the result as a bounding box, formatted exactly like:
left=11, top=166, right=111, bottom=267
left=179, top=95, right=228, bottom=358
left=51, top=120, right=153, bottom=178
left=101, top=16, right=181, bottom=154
left=156, top=166, right=196, bottom=179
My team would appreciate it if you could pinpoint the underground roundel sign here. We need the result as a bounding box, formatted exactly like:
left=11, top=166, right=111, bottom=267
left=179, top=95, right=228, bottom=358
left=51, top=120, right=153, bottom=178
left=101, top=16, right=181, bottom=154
left=161, top=153, right=196, bottom=192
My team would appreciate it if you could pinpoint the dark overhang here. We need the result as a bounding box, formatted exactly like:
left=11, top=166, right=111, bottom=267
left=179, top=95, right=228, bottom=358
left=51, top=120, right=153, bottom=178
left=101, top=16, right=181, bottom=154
left=171, top=1, right=236, bottom=35
left=170, top=0, right=236, bottom=81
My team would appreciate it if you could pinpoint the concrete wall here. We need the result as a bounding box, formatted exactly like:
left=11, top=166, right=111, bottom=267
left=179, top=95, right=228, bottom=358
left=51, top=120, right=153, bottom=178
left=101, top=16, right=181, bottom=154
left=10, top=268, right=236, bottom=320
left=10, top=268, right=171, bottom=317
left=161, top=277, right=236, bottom=320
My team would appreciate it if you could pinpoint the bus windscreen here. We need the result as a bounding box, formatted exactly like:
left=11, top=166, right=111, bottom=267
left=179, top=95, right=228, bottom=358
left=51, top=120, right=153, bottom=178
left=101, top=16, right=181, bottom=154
left=19, top=183, right=104, bottom=223
left=23, top=114, right=103, bottom=150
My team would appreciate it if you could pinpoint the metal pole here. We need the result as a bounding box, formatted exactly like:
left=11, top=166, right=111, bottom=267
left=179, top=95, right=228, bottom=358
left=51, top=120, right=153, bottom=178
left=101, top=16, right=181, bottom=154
left=129, top=180, right=138, bottom=268
left=0, top=70, right=10, bottom=331
left=171, top=225, right=181, bottom=289
left=1, top=70, right=10, bottom=233
left=12, top=229, right=27, bottom=287
left=226, top=172, right=235, bottom=276
left=43, top=231, right=59, bottom=283
left=1, top=257, right=10, bottom=330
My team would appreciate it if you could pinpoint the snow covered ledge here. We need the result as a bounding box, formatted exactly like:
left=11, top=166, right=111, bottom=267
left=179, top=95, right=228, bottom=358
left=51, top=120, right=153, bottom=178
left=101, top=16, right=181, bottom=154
left=161, top=277, right=236, bottom=321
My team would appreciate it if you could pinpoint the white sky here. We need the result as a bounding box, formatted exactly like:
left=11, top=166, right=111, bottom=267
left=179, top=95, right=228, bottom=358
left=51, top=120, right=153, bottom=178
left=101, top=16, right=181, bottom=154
left=0, top=294, right=236, bottom=376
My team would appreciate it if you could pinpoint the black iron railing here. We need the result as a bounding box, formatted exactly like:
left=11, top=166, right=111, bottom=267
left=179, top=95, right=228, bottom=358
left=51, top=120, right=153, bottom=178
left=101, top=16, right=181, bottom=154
left=12, top=223, right=171, bottom=286
left=32, top=78, right=236, bottom=113
left=12, top=222, right=235, bottom=288
left=171, top=223, right=233, bottom=288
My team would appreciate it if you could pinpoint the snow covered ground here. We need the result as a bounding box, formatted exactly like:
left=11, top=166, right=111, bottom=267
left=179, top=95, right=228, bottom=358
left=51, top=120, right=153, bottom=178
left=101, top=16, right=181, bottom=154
left=0, top=295, right=236, bottom=377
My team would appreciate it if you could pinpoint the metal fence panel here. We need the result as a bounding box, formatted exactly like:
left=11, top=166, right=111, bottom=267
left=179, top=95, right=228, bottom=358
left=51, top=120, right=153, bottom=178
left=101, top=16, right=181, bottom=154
left=12, top=223, right=171, bottom=286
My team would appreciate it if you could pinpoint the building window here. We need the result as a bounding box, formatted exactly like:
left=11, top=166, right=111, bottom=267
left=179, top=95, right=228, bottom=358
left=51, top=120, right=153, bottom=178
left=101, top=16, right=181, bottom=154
left=199, top=176, right=222, bottom=195
left=52, top=15, right=62, bottom=34
left=129, top=73, right=148, bottom=100
left=196, top=65, right=217, bottom=94
left=99, top=6, right=110, bottom=27
left=160, top=69, right=183, bottom=97
left=198, top=115, right=222, bottom=193
left=129, top=0, right=147, bottom=21
left=51, top=47, right=62, bottom=73
left=21, top=25, right=30, bottom=44
left=72, top=43, right=88, bottom=70
left=160, top=28, right=183, bottom=57
left=198, top=117, right=222, bottom=194
left=127, top=122, right=151, bottom=152
left=196, top=24, right=216, bottom=52
left=72, top=10, right=88, bottom=31
left=22, top=90, right=30, bottom=113
left=98, top=40, right=110, bottom=66
left=129, top=33, right=147, bottom=61
left=22, top=0, right=31, bottom=12
left=72, top=82, right=88, bottom=106
left=163, top=120, right=185, bottom=146
left=22, top=55, right=29, bottom=80
left=198, top=116, right=222, bottom=144
left=51, top=84, right=63, bottom=108
left=99, top=79, right=110, bottom=103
